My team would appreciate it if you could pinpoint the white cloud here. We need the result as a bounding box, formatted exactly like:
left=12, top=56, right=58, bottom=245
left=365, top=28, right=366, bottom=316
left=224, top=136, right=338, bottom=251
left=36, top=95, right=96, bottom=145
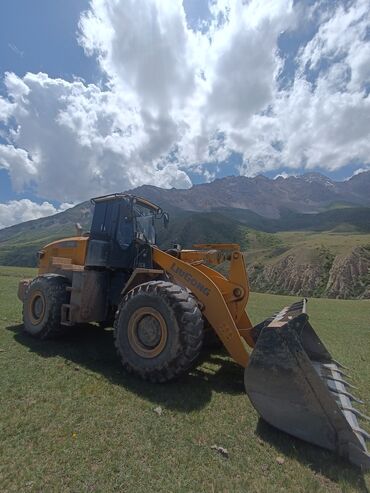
left=204, top=0, right=294, bottom=125
left=274, top=172, right=289, bottom=179
left=239, top=0, right=370, bottom=175
left=299, top=0, right=370, bottom=88
left=240, top=73, right=370, bottom=175
left=79, top=0, right=198, bottom=113
left=0, top=71, right=192, bottom=202
left=0, top=144, right=37, bottom=190
left=0, top=199, right=73, bottom=229
left=0, top=0, right=369, bottom=205
left=0, top=97, right=14, bottom=122
left=345, top=166, right=370, bottom=180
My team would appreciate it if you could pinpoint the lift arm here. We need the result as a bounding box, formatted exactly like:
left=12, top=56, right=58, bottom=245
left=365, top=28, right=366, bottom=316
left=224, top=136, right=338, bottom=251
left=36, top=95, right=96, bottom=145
left=152, top=247, right=254, bottom=367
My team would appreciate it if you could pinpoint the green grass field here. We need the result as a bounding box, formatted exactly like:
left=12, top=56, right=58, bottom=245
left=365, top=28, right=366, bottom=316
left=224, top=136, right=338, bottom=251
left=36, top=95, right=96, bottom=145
left=1, top=266, right=369, bottom=492
left=244, top=230, right=370, bottom=265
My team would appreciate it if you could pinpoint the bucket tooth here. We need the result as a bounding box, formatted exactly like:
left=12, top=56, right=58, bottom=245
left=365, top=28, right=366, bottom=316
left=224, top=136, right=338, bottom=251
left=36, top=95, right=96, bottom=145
left=329, top=388, right=364, bottom=405
left=321, top=364, right=352, bottom=379
left=353, top=428, right=370, bottom=441
left=325, top=376, right=358, bottom=390
left=338, top=371, right=352, bottom=380
left=341, top=406, right=370, bottom=422
left=336, top=370, right=352, bottom=380
left=333, top=359, right=350, bottom=371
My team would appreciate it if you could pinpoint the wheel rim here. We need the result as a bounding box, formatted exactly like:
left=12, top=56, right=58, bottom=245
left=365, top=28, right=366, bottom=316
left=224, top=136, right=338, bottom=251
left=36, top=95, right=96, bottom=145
left=128, top=307, right=168, bottom=358
left=29, top=290, right=46, bottom=325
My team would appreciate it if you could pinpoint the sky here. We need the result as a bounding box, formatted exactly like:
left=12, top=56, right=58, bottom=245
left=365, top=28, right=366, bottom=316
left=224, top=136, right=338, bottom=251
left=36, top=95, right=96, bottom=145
left=0, top=0, right=370, bottom=228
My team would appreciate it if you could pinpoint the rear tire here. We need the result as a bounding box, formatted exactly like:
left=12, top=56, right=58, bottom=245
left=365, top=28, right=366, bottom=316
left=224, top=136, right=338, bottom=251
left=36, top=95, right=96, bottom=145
left=114, top=281, right=204, bottom=382
left=23, top=275, right=70, bottom=339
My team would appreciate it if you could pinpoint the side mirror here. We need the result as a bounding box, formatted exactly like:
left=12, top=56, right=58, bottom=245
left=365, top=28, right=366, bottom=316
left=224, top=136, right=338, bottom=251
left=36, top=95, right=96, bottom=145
left=163, top=212, right=169, bottom=229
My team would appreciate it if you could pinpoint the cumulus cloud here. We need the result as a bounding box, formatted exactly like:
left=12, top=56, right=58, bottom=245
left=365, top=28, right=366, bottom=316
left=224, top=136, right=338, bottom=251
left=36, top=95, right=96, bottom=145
left=299, top=0, right=370, bottom=90
left=0, top=0, right=369, bottom=213
left=346, top=166, right=370, bottom=180
left=205, top=0, right=294, bottom=125
left=239, top=0, right=370, bottom=175
left=79, top=0, right=198, bottom=112
left=274, top=171, right=289, bottom=179
left=0, top=97, right=14, bottom=122
left=0, top=71, right=192, bottom=202
left=0, top=144, right=38, bottom=190
left=0, top=199, right=73, bottom=229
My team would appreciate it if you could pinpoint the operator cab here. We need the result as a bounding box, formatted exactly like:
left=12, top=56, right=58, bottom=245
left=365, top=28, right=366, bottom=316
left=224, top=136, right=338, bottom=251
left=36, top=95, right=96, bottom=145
left=86, top=193, right=168, bottom=270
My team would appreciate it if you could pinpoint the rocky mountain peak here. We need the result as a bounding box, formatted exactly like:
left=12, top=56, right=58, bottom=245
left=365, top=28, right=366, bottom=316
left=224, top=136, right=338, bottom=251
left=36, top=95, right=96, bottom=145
left=301, top=172, right=335, bottom=187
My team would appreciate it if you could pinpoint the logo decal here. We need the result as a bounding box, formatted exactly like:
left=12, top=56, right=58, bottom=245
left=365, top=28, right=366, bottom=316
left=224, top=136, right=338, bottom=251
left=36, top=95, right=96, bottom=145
left=170, top=262, right=210, bottom=296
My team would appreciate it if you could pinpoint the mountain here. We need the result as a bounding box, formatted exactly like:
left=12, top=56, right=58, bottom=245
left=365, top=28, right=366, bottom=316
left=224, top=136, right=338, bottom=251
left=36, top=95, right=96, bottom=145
left=0, top=171, right=369, bottom=299
left=245, top=231, right=370, bottom=300
left=217, top=206, right=370, bottom=233
left=131, top=171, right=370, bottom=218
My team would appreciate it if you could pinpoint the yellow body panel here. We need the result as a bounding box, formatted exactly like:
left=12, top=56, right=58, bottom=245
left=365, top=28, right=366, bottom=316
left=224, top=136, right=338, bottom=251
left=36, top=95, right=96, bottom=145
left=152, top=247, right=254, bottom=368
left=36, top=235, right=254, bottom=368
left=38, top=237, right=89, bottom=274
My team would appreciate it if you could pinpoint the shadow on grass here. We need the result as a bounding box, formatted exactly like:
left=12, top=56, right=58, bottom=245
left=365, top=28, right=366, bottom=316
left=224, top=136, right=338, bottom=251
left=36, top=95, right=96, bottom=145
left=7, top=323, right=245, bottom=414
left=256, top=418, right=368, bottom=492
left=7, top=323, right=368, bottom=490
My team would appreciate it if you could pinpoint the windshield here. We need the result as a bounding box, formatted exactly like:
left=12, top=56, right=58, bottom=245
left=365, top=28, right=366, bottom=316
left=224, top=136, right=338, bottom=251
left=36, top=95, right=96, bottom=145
left=134, top=203, right=156, bottom=244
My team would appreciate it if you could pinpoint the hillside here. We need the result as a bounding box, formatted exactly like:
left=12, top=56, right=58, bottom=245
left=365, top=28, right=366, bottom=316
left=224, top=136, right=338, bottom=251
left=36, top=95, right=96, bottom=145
left=218, top=206, right=370, bottom=233
left=0, top=172, right=369, bottom=299
left=245, top=231, right=370, bottom=299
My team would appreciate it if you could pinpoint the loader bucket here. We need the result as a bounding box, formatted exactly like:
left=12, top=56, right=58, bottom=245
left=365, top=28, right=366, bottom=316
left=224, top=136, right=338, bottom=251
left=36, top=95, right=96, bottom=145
left=245, top=299, right=370, bottom=469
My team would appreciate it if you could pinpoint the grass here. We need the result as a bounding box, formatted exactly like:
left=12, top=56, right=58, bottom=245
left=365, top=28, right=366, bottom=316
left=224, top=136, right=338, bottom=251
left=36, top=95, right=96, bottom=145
left=244, top=230, right=370, bottom=265
left=244, top=230, right=370, bottom=299
left=0, top=265, right=369, bottom=492
left=276, top=231, right=370, bottom=255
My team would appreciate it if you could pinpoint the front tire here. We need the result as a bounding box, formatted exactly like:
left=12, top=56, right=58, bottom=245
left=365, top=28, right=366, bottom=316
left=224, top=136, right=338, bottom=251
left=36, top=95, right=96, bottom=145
left=114, top=281, right=204, bottom=382
left=23, top=275, right=70, bottom=339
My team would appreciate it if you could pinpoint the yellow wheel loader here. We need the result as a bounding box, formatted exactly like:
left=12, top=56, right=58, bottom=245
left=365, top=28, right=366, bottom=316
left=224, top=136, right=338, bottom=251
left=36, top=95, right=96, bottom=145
left=17, top=193, right=370, bottom=469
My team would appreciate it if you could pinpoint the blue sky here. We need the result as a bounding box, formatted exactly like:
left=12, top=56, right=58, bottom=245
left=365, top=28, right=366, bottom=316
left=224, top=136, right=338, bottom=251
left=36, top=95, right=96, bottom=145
left=0, top=0, right=97, bottom=83
left=0, top=0, right=369, bottom=227
left=0, top=0, right=97, bottom=208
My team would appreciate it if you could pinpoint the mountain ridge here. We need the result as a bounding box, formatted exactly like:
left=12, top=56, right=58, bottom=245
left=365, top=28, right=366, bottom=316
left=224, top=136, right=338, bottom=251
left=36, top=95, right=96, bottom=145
left=129, top=170, right=370, bottom=218
left=1, top=171, right=369, bottom=299
left=1, top=171, right=369, bottom=237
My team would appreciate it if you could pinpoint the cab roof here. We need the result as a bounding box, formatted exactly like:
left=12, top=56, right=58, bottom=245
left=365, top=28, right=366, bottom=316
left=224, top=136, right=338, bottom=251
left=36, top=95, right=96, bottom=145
left=91, top=193, right=161, bottom=212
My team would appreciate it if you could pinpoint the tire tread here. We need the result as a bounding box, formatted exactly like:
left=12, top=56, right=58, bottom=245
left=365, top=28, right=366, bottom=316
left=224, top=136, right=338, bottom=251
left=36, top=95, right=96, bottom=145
left=113, top=280, right=203, bottom=382
left=23, top=274, right=69, bottom=339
